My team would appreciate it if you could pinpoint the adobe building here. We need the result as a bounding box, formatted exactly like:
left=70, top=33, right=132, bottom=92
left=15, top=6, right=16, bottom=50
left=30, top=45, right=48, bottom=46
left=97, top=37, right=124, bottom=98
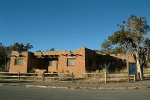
left=9, top=48, right=99, bottom=74
left=9, top=47, right=136, bottom=75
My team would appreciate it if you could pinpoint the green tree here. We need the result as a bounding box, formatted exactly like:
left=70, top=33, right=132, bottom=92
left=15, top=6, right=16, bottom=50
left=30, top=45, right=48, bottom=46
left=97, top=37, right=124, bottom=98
left=101, top=39, right=112, bottom=54
left=112, top=46, right=126, bottom=54
left=102, top=15, right=150, bottom=80
left=50, top=48, right=55, bottom=51
left=0, top=43, right=9, bottom=71
left=10, top=43, right=33, bottom=52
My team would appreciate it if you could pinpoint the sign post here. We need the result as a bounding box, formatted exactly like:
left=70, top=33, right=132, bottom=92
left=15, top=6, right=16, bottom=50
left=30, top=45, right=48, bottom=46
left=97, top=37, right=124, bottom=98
left=128, top=62, right=136, bottom=82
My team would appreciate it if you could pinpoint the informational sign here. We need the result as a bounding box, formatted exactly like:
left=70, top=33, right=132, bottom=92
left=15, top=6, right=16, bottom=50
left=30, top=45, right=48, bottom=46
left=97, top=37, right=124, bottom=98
left=129, top=63, right=136, bottom=75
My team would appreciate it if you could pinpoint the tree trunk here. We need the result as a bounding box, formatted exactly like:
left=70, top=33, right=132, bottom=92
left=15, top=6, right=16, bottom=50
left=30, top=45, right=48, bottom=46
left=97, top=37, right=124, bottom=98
left=136, top=58, right=143, bottom=80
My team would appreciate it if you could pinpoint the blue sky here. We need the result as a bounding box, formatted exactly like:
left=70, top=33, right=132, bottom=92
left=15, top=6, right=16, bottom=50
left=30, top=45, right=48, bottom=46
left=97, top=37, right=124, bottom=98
left=0, top=0, right=150, bottom=51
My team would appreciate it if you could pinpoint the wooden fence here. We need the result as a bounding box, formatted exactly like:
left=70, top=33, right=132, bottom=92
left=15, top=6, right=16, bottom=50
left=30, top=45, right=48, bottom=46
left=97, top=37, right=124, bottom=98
left=144, top=68, right=150, bottom=80
left=0, top=72, right=150, bottom=83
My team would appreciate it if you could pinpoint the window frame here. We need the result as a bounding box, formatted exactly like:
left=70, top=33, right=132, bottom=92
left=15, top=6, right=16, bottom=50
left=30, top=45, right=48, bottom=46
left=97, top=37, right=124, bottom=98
left=14, top=58, right=24, bottom=66
left=48, top=60, right=53, bottom=66
left=67, top=58, right=76, bottom=67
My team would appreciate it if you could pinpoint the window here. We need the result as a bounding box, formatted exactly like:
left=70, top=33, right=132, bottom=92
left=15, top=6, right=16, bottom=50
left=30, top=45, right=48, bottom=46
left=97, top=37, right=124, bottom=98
left=49, top=61, right=52, bottom=66
left=67, top=58, right=75, bottom=66
left=14, top=59, right=23, bottom=65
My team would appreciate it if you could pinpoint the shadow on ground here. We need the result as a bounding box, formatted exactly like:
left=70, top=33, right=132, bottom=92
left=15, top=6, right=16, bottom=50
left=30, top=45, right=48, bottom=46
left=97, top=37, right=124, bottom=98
left=0, top=80, right=33, bottom=83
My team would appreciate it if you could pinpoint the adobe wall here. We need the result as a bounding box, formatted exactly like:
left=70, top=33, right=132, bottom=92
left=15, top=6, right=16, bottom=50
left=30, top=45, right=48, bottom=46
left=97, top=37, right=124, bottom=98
left=9, top=51, right=28, bottom=73
left=111, top=54, right=135, bottom=63
left=48, top=60, right=58, bottom=73
left=85, top=48, right=98, bottom=72
left=33, top=48, right=86, bottom=74
left=56, top=48, right=86, bottom=74
left=9, top=48, right=136, bottom=74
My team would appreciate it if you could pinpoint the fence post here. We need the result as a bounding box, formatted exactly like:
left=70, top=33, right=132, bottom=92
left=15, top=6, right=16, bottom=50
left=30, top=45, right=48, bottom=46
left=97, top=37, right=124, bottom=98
left=104, top=72, right=107, bottom=83
left=127, top=62, right=130, bottom=82
left=134, top=74, right=136, bottom=82
left=42, top=72, right=45, bottom=82
left=71, top=72, right=74, bottom=83
left=34, top=73, right=36, bottom=81
left=18, top=72, right=20, bottom=81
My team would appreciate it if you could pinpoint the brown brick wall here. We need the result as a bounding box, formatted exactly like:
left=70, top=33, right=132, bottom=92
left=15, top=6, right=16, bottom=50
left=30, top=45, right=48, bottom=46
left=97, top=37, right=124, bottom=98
left=48, top=60, right=58, bottom=73
left=9, top=51, right=28, bottom=73
left=56, top=48, right=86, bottom=74
left=31, top=48, right=85, bottom=74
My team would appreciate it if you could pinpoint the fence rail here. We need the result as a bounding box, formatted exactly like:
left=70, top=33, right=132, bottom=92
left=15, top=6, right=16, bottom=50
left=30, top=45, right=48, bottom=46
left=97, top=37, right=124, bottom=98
left=0, top=72, right=150, bottom=83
